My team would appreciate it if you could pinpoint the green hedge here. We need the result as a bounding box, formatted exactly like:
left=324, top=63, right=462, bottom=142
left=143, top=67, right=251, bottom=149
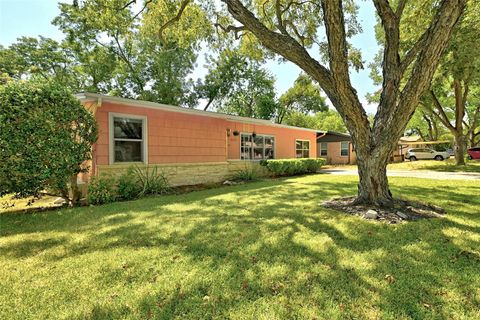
left=260, top=158, right=325, bottom=176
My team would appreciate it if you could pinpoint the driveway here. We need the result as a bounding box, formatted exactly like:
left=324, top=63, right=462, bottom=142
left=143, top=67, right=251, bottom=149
left=320, top=168, right=480, bottom=180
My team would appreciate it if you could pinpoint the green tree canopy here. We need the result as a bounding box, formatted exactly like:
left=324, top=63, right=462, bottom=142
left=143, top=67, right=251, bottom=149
left=277, top=74, right=328, bottom=123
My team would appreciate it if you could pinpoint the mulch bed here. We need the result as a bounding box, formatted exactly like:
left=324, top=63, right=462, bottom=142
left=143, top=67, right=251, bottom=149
left=322, top=196, right=446, bottom=224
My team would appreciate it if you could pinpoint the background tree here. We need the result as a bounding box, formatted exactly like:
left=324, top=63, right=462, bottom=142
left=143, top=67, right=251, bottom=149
left=0, top=80, right=98, bottom=205
left=419, top=0, right=480, bottom=164
left=405, top=105, right=446, bottom=142
left=215, top=0, right=466, bottom=206
left=283, top=109, right=348, bottom=133
left=197, top=48, right=278, bottom=118
left=50, top=0, right=211, bottom=106
left=277, top=74, right=328, bottom=123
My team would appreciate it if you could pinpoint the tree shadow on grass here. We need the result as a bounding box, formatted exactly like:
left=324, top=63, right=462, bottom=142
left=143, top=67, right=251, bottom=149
left=1, top=176, right=479, bottom=319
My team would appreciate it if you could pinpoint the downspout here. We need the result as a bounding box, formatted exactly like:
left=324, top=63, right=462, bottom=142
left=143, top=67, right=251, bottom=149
left=92, top=97, right=102, bottom=178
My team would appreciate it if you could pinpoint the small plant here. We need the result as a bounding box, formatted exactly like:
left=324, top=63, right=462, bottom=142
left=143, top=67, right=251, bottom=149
left=87, top=176, right=116, bottom=205
left=232, top=165, right=259, bottom=182
left=260, top=158, right=325, bottom=176
left=116, top=168, right=142, bottom=200
left=132, top=165, right=170, bottom=196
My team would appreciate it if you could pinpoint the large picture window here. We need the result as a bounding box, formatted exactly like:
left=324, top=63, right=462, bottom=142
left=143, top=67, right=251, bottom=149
left=240, top=133, right=274, bottom=160
left=340, top=141, right=349, bottom=156
left=320, top=143, right=328, bottom=156
left=110, top=114, right=146, bottom=163
left=296, top=140, right=310, bottom=158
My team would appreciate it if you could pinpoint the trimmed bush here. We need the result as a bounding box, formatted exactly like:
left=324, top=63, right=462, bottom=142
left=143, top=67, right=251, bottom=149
left=0, top=80, right=97, bottom=204
left=260, top=158, right=325, bottom=176
left=87, top=176, right=116, bottom=205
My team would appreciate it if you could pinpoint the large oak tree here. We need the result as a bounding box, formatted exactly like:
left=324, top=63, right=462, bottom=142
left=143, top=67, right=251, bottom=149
left=218, top=0, right=466, bottom=206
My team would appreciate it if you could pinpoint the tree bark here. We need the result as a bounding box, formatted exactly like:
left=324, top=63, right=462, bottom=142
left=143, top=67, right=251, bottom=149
left=355, top=148, right=393, bottom=207
left=453, top=133, right=466, bottom=165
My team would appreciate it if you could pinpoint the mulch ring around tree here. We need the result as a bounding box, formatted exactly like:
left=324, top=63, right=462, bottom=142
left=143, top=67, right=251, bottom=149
left=322, top=196, right=446, bottom=224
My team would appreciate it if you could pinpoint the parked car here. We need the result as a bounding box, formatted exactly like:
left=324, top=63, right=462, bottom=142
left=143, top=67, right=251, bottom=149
left=405, top=148, right=450, bottom=161
left=467, top=147, right=480, bottom=160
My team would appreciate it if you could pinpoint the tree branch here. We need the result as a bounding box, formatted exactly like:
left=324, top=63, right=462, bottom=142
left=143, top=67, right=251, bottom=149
left=214, top=23, right=246, bottom=39
left=131, top=0, right=153, bottom=21
left=159, top=0, right=191, bottom=44
left=430, top=89, right=455, bottom=131
left=399, top=30, right=428, bottom=75
left=392, top=0, right=466, bottom=141
left=395, top=0, right=408, bottom=18
left=372, top=0, right=402, bottom=138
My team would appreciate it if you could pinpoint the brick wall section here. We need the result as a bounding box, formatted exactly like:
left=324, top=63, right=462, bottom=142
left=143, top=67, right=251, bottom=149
left=96, top=161, right=268, bottom=187
left=317, top=142, right=357, bottom=165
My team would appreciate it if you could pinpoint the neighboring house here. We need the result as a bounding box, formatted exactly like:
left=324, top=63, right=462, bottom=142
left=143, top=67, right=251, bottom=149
left=76, top=93, right=318, bottom=186
left=397, top=136, right=425, bottom=156
left=316, top=131, right=356, bottom=165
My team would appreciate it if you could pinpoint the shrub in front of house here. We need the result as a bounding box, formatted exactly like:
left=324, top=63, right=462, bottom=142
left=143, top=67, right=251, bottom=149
left=0, top=80, right=98, bottom=205
left=87, top=166, right=171, bottom=205
left=260, top=158, right=325, bottom=176
left=87, top=176, right=116, bottom=205
left=116, top=168, right=142, bottom=200
left=132, top=165, right=170, bottom=196
left=232, top=166, right=259, bottom=182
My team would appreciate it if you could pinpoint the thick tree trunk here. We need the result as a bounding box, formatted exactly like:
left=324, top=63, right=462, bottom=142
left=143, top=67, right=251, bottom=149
left=69, top=174, right=81, bottom=206
left=354, top=146, right=393, bottom=207
left=222, top=0, right=466, bottom=208
left=453, top=134, right=466, bottom=165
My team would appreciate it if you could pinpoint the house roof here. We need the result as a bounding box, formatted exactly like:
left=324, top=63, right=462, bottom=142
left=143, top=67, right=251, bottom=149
left=76, top=92, right=322, bottom=133
left=316, top=131, right=351, bottom=142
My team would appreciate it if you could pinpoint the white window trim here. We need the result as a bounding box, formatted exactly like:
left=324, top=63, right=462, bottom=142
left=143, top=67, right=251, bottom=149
left=319, top=142, right=328, bottom=156
left=295, top=139, right=311, bottom=158
left=108, top=112, right=148, bottom=165
left=239, top=132, right=276, bottom=161
left=340, top=141, right=349, bottom=157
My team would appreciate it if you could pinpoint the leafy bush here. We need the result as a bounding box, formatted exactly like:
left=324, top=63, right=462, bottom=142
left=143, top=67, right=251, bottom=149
left=116, top=168, right=142, bottom=200
left=0, top=80, right=97, bottom=204
left=232, top=166, right=259, bottom=182
left=260, top=158, right=325, bottom=176
left=87, top=176, right=116, bottom=205
left=132, top=165, right=170, bottom=196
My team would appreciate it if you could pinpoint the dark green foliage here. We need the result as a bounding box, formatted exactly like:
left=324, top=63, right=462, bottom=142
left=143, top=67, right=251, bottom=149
left=132, top=165, right=170, bottom=196
left=0, top=80, right=97, bottom=200
left=116, top=168, right=142, bottom=201
left=232, top=166, right=259, bottom=182
left=260, top=158, right=326, bottom=176
left=86, top=176, right=116, bottom=205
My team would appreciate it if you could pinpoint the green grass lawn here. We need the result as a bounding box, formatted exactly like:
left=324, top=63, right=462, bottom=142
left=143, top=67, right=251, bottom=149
left=325, top=159, right=480, bottom=173
left=388, top=159, right=480, bottom=173
left=1, top=175, right=479, bottom=319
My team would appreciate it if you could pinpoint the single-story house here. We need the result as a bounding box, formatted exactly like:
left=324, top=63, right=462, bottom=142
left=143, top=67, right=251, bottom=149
left=316, top=131, right=357, bottom=165
left=76, top=93, right=318, bottom=186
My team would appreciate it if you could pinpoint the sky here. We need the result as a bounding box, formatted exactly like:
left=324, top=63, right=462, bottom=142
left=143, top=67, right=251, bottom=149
left=0, top=0, right=380, bottom=113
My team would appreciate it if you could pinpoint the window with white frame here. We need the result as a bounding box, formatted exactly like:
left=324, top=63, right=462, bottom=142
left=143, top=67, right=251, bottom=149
left=320, top=142, right=328, bottom=156
left=110, top=115, right=146, bottom=163
left=340, top=141, right=349, bottom=156
left=240, top=133, right=274, bottom=160
left=296, top=140, right=310, bottom=158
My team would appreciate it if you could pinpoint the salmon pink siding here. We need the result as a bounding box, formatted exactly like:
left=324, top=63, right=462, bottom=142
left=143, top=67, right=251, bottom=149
left=93, top=101, right=317, bottom=167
